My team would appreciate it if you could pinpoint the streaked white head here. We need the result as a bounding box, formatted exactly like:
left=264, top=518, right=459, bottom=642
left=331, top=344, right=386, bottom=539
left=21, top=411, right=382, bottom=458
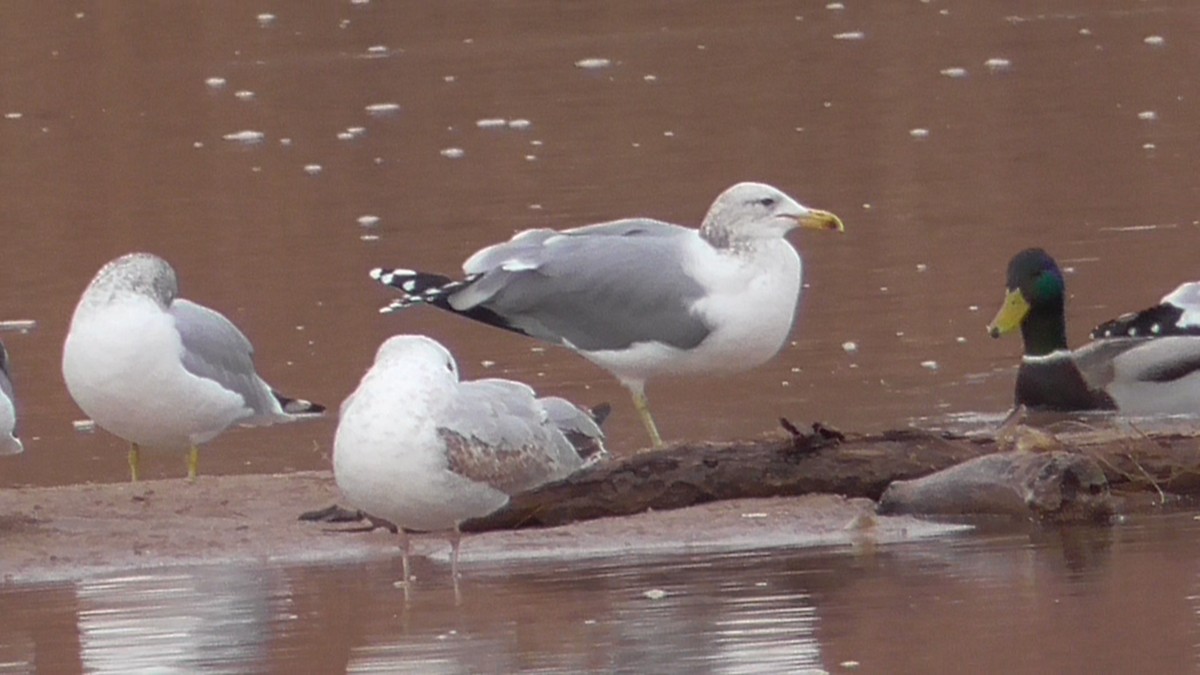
left=700, top=182, right=844, bottom=246
left=81, top=252, right=179, bottom=309
left=373, top=335, right=460, bottom=380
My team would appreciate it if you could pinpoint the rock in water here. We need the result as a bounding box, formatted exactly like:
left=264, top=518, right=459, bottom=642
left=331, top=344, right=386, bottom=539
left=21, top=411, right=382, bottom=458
left=878, top=451, right=1113, bottom=522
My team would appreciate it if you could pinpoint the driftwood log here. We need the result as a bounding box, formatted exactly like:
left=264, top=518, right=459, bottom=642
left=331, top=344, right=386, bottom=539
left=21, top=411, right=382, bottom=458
left=460, top=421, right=1200, bottom=533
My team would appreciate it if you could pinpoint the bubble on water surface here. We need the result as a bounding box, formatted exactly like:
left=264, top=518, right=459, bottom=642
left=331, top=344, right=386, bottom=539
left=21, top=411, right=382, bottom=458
left=205, top=77, right=227, bottom=88
left=223, top=130, right=264, bottom=143
left=940, top=67, right=967, bottom=78
left=357, top=215, right=380, bottom=227
left=304, top=164, right=323, bottom=175
left=365, top=103, right=401, bottom=115
left=575, top=58, right=611, bottom=69
left=834, top=32, right=865, bottom=41
left=440, top=147, right=465, bottom=159
left=984, top=57, right=1011, bottom=72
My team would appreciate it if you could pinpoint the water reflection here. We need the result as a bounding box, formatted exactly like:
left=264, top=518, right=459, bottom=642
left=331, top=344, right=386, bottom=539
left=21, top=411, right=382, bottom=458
left=4, top=513, right=1200, bottom=672
left=319, top=553, right=831, bottom=674
left=75, top=568, right=284, bottom=673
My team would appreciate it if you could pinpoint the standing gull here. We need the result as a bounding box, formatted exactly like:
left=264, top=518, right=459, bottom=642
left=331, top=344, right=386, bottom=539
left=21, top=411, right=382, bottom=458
left=371, top=182, right=844, bottom=447
left=0, top=342, right=22, bottom=456
left=62, top=253, right=325, bottom=481
left=333, top=335, right=596, bottom=582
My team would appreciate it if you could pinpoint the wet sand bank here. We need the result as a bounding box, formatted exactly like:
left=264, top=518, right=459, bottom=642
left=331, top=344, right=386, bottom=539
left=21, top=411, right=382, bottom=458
left=0, top=471, right=964, bottom=585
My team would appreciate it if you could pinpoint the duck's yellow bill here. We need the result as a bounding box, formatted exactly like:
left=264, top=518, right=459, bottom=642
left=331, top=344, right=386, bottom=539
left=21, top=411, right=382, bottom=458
left=798, top=209, right=845, bottom=232
left=987, top=288, right=1030, bottom=338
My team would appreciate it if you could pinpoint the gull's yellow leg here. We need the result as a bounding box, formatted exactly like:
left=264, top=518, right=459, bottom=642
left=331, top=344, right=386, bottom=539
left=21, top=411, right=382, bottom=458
left=628, top=384, right=664, bottom=448
left=128, top=443, right=141, bottom=483
left=187, top=446, right=199, bottom=481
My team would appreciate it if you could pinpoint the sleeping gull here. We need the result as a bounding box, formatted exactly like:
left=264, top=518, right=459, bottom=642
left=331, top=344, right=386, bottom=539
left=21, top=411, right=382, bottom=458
left=62, top=252, right=325, bottom=481
left=0, top=342, right=22, bottom=456
left=333, top=334, right=598, bottom=582
left=371, top=181, right=844, bottom=447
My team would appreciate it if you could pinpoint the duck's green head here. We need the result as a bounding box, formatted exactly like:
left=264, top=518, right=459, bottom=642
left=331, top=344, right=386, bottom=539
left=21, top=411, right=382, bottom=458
left=987, top=248, right=1069, bottom=354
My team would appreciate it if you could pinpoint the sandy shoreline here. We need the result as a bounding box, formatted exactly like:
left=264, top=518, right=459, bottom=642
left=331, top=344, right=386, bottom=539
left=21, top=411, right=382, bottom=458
left=0, top=471, right=969, bottom=585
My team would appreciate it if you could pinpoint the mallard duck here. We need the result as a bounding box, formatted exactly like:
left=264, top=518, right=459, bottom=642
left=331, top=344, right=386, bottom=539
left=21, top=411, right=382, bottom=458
left=987, top=248, right=1200, bottom=414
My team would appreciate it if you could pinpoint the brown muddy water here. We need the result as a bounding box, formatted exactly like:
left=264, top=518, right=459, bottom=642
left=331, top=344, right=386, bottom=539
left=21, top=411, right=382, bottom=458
left=5, top=511, right=1200, bottom=673
left=1, top=1, right=1199, bottom=671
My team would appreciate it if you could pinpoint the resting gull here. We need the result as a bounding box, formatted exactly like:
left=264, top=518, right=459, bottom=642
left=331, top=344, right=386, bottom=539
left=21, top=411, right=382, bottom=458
left=62, top=252, right=325, bottom=481
left=371, top=181, right=844, bottom=447
left=0, top=342, right=22, bottom=456
left=333, top=334, right=599, bottom=582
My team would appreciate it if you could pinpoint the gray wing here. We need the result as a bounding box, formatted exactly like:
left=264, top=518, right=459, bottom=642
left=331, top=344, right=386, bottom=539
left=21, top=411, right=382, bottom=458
left=462, top=218, right=690, bottom=273
left=452, top=221, right=712, bottom=352
left=438, top=379, right=583, bottom=495
left=169, top=299, right=280, bottom=417
left=1076, top=337, right=1200, bottom=386
left=539, top=396, right=607, bottom=465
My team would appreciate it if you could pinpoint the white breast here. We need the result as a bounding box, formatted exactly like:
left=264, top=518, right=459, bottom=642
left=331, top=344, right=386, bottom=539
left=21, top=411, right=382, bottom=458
left=62, top=296, right=247, bottom=449
left=333, top=364, right=509, bottom=532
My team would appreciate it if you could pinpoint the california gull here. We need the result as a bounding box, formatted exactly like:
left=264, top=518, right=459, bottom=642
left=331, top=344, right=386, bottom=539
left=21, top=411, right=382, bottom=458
left=0, top=342, right=22, bottom=456
left=333, top=334, right=598, bottom=581
left=62, top=252, right=325, bottom=481
left=371, top=181, right=844, bottom=447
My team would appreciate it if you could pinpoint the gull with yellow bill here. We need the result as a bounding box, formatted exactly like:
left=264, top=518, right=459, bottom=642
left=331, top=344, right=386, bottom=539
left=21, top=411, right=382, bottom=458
left=371, top=182, right=844, bottom=447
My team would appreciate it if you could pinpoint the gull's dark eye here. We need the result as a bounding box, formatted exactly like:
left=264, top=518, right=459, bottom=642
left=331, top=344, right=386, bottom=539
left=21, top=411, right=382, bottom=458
left=758, top=197, right=777, bottom=207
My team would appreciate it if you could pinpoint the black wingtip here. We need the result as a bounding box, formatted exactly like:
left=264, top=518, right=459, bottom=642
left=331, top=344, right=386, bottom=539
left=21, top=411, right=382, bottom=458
left=589, top=402, right=612, bottom=427
left=275, top=393, right=326, bottom=416
left=1090, top=303, right=1198, bottom=340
